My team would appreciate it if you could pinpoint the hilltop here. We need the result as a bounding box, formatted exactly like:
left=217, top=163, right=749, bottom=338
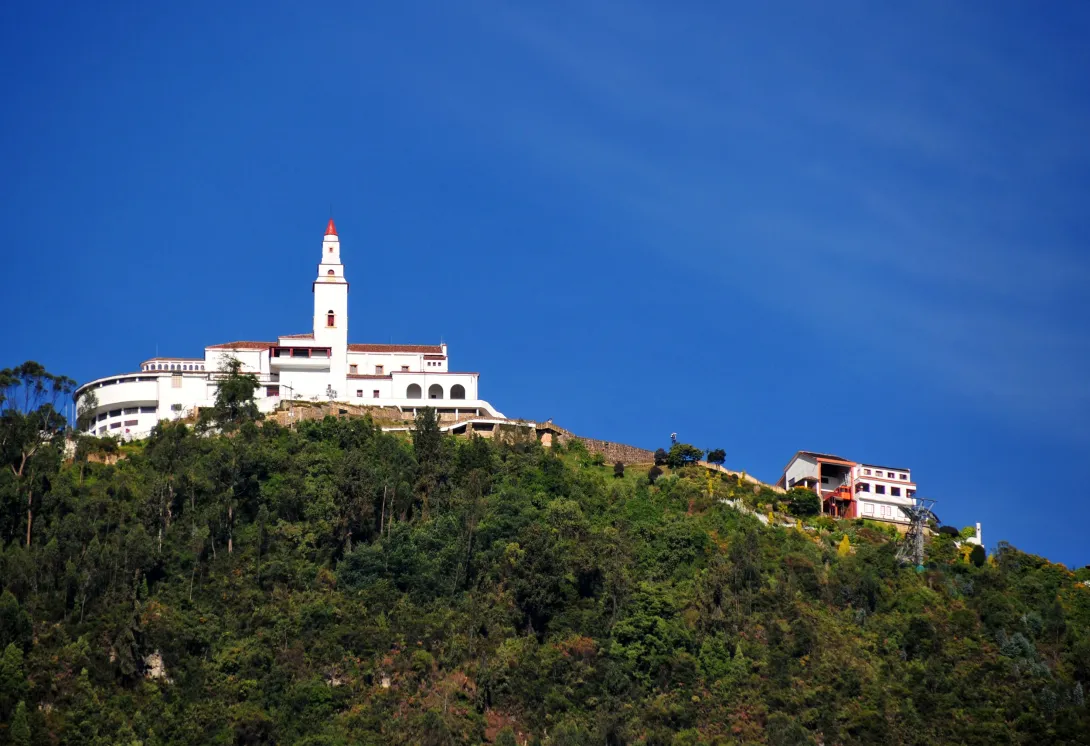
left=1, top=376, right=1089, bottom=743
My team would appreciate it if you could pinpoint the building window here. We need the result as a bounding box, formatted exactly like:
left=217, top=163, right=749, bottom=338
left=327, top=269, right=334, bottom=275
left=140, top=406, right=156, bottom=414
left=875, top=484, right=886, bottom=495
left=820, top=476, right=829, bottom=484
left=373, top=390, right=379, bottom=398
left=350, top=364, right=358, bottom=374
left=267, top=385, right=280, bottom=397
left=172, top=374, right=182, bottom=388
left=292, top=348, right=309, bottom=358
left=788, top=477, right=796, bottom=488
left=891, top=487, right=901, bottom=497
left=328, top=247, right=333, bottom=253
left=407, top=383, right=422, bottom=399
left=887, top=471, right=895, bottom=478
left=863, top=503, right=874, bottom=515
left=356, top=390, right=363, bottom=397
left=109, top=409, right=121, bottom=418
left=856, top=482, right=870, bottom=492
left=375, top=365, right=383, bottom=375
left=900, top=474, right=908, bottom=480
left=110, top=422, right=121, bottom=429
left=401, top=365, right=409, bottom=372
left=863, top=468, right=871, bottom=475
left=451, top=384, right=465, bottom=399
left=327, top=311, right=335, bottom=327
left=428, top=383, right=443, bottom=399
left=881, top=505, right=891, bottom=517
left=907, top=489, right=916, bottom=497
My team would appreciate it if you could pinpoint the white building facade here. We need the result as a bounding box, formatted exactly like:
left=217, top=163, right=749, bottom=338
left=777, top=451, right=916, bottom=525
left=75, top=219, right=504, bottom=437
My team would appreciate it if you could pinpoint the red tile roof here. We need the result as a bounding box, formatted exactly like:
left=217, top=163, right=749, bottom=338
left=206, top=341, right=275, bottom=350
left=348, top=343, right=444, bottom=354
left=423, top=354, right=446, bottom=360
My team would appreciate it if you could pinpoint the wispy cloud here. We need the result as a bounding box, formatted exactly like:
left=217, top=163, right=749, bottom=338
left=412, top=1, right=1090, bottom=438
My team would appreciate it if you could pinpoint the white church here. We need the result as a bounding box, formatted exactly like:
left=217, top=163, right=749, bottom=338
left=74, top=219, right=504, bottom=437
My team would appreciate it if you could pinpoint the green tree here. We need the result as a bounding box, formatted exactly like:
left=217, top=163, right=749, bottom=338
left=665, top=442, right=703, bottom=468
left=205, top=357, right=261, bottom=429
left=0, top=361, right=73, bottom=546
left=494, top=727, right=518, bottom=746
left=412, top=406, right=447, bottom=518
left=970, top=543, right=987, bottom=567
left=0, top=643, right=27, bottom=719
left=653, top=448, right=668, bottom=466
left=786, top=487, right=821, bottom=517
left=706, top=448, right=726, bottom=467
left=0, top=591, right=32, bottom=651
left=613, top=461, right=625, bottom=478
left=9, top=699, right=30, bottom=746
left=75, top=387, right=98, bottom=431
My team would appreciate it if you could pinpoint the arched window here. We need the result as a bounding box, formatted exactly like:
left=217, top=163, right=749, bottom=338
left=428, top=384, right=443, bottom=400
left=327, top=310, right=335, bottom=327
left=451, top=384, right=466, bottom=400
left=200, top=365, right=205, bottom=371
left=327, top=269, right=334, bottom=276
left=407, top=383, right=422, bottom=399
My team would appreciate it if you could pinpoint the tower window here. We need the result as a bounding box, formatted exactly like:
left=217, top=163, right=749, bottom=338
left=328, top=247, right=333, bottom=253
left=327, top=311, right=335, bottom=327
left=327, top=269, right=334, bottom=276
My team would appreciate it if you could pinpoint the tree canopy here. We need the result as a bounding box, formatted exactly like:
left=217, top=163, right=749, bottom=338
left=0, top=361, right=1087, bottom=743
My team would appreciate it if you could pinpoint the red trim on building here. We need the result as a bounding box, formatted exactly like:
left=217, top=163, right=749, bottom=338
left=206, top=341, right=276, bottom=350
left=348, top=343, right=444, bottom=354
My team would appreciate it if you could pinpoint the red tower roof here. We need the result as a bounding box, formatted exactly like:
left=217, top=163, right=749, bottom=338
left=325, top=218, right=337, bottom=236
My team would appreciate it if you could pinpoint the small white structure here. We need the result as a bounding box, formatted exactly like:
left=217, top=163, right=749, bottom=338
left=75, top=219, right=504, bottom=437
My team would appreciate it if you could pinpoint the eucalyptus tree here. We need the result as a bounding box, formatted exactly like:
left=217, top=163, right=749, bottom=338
left=0, top=362, right=75, bottom=546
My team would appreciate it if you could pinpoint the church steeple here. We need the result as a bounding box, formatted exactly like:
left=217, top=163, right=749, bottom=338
left=325, top=218, right=337, bottom=237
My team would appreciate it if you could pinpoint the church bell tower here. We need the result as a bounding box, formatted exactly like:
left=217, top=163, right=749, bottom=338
left=313, top=218, right=348, bottom=397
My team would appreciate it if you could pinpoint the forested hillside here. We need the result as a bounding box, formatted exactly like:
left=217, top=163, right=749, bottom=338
left=1, top=364, right=1089, bottom=744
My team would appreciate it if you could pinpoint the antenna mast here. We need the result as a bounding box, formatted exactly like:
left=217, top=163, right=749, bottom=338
left=896, top=496, right=937, bottom=568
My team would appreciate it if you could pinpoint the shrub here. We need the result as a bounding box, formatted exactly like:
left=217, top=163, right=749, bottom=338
left=653, top=448, right=668, bottom=466
left=648, top=465, right=663, bottom=484
left=591, top=452, right=606, bottom=467
left=613, top=461, right=625, bottom=478
left=706, top=448, right=726, bottom=467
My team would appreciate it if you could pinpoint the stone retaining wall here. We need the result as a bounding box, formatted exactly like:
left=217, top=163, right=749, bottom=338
left=574, top=437, right=656, bottom=465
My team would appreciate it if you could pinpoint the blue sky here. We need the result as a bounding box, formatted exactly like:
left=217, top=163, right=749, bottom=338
left=3, top=2, right=1088, bottom=566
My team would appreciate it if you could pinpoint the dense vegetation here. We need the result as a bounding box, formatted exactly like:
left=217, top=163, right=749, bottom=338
left=1, top=363, right=1089, bottom=744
